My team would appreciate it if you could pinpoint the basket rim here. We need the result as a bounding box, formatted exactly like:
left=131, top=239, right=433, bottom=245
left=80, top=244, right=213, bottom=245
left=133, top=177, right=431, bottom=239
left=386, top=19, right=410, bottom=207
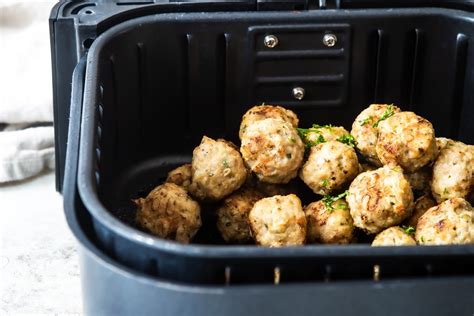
left=78, top=9, right=474, bottom=258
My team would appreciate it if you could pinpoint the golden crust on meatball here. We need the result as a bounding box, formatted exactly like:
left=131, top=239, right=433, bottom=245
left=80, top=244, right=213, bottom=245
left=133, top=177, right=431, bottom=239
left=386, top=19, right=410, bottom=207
left=351, top=104, right=402, bottom=166
left=249, top=194, right=306, bottom=247
left=376, top=111, right=438, bottom=172
left=216, top=188, right=264, bottom=243
left=371, top=226, right=416, bottom=246
left=239, top=105, right=299, bottom=139
left=405, top=167, right=432, bottom=195
left=416, top=198, right=474, bottom=245
left=240, top=118, right=305, bottom=184
left=166, top=164, right=192, bottom=191
left=406, top=194, right=437, bottom=228
left=347, top=165, right=414, bottom=234
left=189, top=136, right=247, bottom=201
left=135, top=183, right=201, bottom=243
left=299, top=141, right=359, bottom=195
left=431, top=140, right=474, bottom=203
left=305, top=199, right=354, bottom=244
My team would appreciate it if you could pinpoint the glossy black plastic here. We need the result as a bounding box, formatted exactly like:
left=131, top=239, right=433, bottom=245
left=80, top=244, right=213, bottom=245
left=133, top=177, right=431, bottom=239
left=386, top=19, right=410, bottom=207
left=72, top=8, right=474, bottom=285
left=62, top=61, right=474, bottom=315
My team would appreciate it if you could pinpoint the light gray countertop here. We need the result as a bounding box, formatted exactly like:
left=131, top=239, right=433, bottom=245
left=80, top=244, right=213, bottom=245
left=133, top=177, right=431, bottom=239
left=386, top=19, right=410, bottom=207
left=0, top=171, right=82, bottom=315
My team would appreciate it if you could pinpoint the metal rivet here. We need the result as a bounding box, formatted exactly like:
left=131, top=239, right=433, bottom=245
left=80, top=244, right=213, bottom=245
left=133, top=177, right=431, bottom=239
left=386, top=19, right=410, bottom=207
left=292, top=87, right=305, bottom=100
left=264, top=35, right=279, bottom=48
left=323, top=33, right=337, bottom=47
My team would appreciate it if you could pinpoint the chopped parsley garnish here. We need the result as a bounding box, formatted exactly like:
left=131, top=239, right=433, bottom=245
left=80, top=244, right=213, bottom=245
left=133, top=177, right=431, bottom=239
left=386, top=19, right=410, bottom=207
left=321, top=179, right=329, bottom=187
left=286, top=153, right=292, bottom=159
left=312, top=124, right=333, bottom=130
left=402, top=225, right=415, bottom=236
left=223, top=160, right=229, bottom=168
left=336, top=134, right=357, bottom=147
left=297, top=128, right=326, bottom=149
left=289, top=137, right=296, bottom=143
left=373, top=104, right=395, bottom=128
left=359, top=116, right=373, bottom=126
left=420, top=236, right=425, bottom=243
left=322, top=190, right=349, bottom=212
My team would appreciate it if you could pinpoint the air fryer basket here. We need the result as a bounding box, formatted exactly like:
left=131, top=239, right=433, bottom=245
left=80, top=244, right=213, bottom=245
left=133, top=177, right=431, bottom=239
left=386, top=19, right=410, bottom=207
left=78, top=8, right=474, bottom=284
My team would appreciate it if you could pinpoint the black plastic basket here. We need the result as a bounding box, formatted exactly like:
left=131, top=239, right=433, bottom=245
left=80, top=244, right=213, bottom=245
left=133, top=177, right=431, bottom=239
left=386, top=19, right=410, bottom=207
left=52, top=0, right=474, bottom=313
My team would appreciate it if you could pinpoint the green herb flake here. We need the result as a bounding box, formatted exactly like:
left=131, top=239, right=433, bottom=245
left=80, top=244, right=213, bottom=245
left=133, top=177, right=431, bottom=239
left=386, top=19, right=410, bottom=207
left=402, top=225, right=415, bottom=236
left=312, top=123, right=333, bottom=130
left=336, top=134, right=357, bottom=147
left=420, top=236, right=425, bottom=243
left=373, top=104, right=395, bottom=128
left=223, top=160, right=230, bottom=168
left=337, top=202, right=347, bottom=210
left=359, top=116, right=373, bottom=126
left=286, top=153, right=292, bottom=159
left=290, top=137, right=296, bottom=143
left=297, top=127, right=326, bottom=148
left=321, top=179, right=329, bottom=187
left=322, top=190, right=349, bottom=212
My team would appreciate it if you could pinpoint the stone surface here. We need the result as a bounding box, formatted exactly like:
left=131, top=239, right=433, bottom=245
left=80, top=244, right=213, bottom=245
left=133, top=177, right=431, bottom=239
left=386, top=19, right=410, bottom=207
left=0, top=171, right=82, bottom=314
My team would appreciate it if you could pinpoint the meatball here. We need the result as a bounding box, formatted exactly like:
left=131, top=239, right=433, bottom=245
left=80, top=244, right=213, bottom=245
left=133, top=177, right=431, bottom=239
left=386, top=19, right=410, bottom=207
left=300, top=125, right=350, bottom=147
left=415, top=198, right=474, bottom=245
left=135, top=183, right=201, bottom=243
left=351, top=104, right=401, bottom=166
left=239, top=105, right=299, bottom=139
left=249, top=194, right=306, bottom=247
left=299, top=141, right=359, bottom=195
left=189, top=136, right=247, bottom=201
left=305, top=199, right=354, bottom=244
left=436, top=137, right=451, bottom=153
left=431, top=140, right=474, bottom=203
left=405, top=167, right=431, bottom=196
left=216, top=188, right=264, bottom=243
left=371, top=226, right=416, bottom=246
left=406, top=194, right=437, bottom=228
left=240, top=118, right=305, bottom=184
left=347, top=165, right=414, bottom=234
left=166, top=164, right=192, bottom=191
left=376, top=112, right=438, bottom=172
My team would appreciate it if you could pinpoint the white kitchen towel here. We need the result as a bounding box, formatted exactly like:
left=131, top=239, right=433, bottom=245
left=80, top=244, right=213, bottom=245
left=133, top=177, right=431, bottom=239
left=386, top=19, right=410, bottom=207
left=0, top=1, right=58, bottom=182
left=0, top=126, right=55, bottom=183
left=0, top=1, right=56, bottom=123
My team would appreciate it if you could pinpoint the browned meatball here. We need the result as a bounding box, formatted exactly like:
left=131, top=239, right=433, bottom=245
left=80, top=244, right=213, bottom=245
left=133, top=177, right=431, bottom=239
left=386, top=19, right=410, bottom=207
left=371, top=226, right=416, bottom=246
left=166, top=164, right=192, bottom=191
left=189, top=136, right=247, bottom=201
left=305, top=199, right=354, bottom=244
left=351, top=104, right=402, bottom=166
left=299, top=141, right=359, bottom=195
left=405, top=167, right=432, bottom=196
left=249, top=194, right=306, bottom=247
left=239, top=105, right=299, bottom=139
left=216, top=188, right=264, bottom=243
left=416, top=198, right=474, bottom=245
left=347, top=165, right=414, bottom=234
left=431, top=140, right=474, bottom=203
left=376, top=112, right=438, bottom=172
left=240, top=118, right=305, bottom=184
left=135, top=183, right=201, bottom=243
left=406, top=195, right=437, bottom=228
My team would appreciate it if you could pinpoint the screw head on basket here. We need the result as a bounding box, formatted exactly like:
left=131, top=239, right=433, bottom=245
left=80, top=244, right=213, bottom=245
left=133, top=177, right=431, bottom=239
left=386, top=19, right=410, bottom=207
left=323, top=33, right=337, bottom=47
left=264, top=35, right=279, bottom=48
left=292, top=87, right=305, bottom=100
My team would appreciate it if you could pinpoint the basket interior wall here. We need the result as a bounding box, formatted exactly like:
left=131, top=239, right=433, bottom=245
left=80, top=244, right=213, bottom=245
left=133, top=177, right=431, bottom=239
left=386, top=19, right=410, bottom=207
left=91, top=10, right=474, bottom=239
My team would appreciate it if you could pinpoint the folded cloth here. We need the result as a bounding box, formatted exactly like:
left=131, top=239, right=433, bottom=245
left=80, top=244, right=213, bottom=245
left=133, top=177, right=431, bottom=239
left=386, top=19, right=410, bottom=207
left=0, top=126, right=55, bottom=183
left=0, top=1, right=56, bottom=123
